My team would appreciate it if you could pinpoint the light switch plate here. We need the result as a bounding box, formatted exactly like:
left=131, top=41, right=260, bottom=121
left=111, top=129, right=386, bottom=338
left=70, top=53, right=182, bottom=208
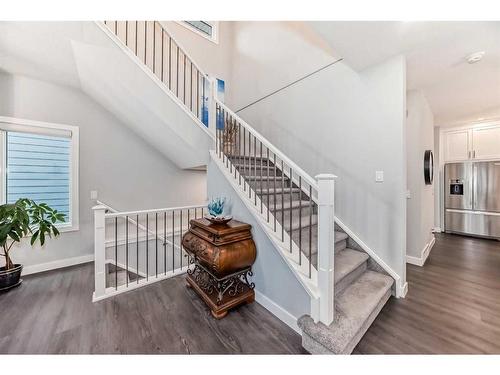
left=375, top=171, right=384, bottom=182
left=90, top=190, right=98, bottom=200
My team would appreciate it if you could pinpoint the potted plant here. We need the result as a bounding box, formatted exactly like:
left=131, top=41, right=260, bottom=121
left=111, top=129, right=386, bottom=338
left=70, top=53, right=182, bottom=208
left=0, top=198, right=65, bottom=291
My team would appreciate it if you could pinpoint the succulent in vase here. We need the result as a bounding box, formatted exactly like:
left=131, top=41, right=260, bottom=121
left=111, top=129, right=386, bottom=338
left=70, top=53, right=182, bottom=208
left=207, top=197, right=226, bottom=218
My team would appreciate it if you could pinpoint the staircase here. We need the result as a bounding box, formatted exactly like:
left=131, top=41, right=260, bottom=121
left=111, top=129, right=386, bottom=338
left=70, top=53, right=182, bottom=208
left=106, top=263, right=143, bottom=288
left=225, top=148, right=394, bottom=353
left=94, top=20, right=396, bottom=354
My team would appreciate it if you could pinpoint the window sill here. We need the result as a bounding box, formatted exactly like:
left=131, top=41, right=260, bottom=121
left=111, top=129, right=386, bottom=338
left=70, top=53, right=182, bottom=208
left=56, top=224, right=79, bottom=234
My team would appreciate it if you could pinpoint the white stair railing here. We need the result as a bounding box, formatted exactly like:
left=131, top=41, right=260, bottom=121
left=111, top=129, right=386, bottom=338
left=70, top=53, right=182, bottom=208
left=100, top=21, right=216, bottom=136
left=92, top=203, right=206, bottom=302
left=211, top=98, right=336, bottom=325
left=97, top=20, right=336, bottom=324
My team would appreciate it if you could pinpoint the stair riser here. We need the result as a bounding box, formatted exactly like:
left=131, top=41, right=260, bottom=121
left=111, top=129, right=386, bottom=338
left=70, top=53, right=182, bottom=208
left=291, top=227, right=347, bottom=254
left=229, top=157, right=272, bottom=166
left=301, top=333, right=333, bottom=355
left=302, top=240, right=348, bottom=266
left=272, top=205, right=314, bottom=218
left=234, top=166, right=282, bottom=177
left=248, top=179, right=291, bottom=190
left=343, top=288, right=392, bottom=354
left=308, top=241, right=347, bottom=269
left=336, top=240, right=347, bottom=253
left=256, top=192, right=303, bottom=204
left=334, top=261, right=367, bottom=296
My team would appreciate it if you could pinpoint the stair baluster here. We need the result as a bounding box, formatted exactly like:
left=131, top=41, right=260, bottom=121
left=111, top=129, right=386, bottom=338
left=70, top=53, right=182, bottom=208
left=212, top=98, right=336, bottom=325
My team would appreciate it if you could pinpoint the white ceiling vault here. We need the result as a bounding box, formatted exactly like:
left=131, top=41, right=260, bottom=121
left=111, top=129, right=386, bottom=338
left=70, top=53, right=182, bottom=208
left=309, top=21, right=500, bottom=126
left=1, top=21, right=499, bottom=127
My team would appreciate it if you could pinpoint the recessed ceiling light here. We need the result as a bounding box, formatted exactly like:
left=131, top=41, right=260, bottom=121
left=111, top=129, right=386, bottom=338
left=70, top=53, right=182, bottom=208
left=466, top=51, right=485, bottom=64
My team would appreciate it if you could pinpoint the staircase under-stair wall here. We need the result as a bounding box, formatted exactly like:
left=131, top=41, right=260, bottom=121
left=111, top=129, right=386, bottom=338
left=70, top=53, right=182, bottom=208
left=92, top=20, right=402, bottom=354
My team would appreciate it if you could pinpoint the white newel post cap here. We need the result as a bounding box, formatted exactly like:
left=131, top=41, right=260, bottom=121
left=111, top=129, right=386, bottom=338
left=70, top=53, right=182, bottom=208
left=92, top=204, right=107, bottom=211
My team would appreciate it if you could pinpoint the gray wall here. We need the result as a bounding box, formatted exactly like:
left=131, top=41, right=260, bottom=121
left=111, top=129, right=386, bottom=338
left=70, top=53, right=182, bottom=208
left=406, top=90, right=435, bottom=260
left=234, top=56, right=407, bottom=288
left=0, top=72, right=206, bottom=270
left=207, top=158, right=311, bottom=323
left=434, top=127, right=442, bottom=230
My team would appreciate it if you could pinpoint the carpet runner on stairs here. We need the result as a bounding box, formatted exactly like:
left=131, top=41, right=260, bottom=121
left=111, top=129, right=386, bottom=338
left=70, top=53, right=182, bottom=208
left=229, top=153, right=394, bottom=354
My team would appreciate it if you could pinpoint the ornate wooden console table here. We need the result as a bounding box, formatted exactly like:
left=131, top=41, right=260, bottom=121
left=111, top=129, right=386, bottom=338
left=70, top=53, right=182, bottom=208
left=182, top=218, right=256, bottom=319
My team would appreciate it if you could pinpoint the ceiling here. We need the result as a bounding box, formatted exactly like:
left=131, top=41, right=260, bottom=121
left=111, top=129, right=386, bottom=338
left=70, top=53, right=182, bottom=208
left=2, top=21, right=499, bottom=127
left=309, top=21, right=500, bottom=125
left=0, top=22, right=84, bottom=88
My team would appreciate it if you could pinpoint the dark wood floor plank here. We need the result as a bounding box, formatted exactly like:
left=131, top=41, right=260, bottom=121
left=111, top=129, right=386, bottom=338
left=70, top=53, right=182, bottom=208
left=3, top=232, right=499, bottom=354
left=0, top=263, right=302, bottom=354
left=356, top=233, right=500, bottom=354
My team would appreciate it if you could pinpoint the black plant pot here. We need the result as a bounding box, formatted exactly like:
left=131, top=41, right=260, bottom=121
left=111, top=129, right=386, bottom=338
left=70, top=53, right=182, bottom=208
left=0, top=264, right=23, bottom=291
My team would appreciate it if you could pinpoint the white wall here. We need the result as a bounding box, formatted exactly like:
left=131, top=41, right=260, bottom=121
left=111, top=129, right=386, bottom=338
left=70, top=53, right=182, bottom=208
left=228, top=21, right=336, bottom=110
left=434, top=127, right=442, bottom=231
left=225, top=22, right=407, bottom=291
left=406, top=90, right=435, bottom=262
left=160, top=21, right=235, bottom=106
left=0, top=72, right=207, bottom=272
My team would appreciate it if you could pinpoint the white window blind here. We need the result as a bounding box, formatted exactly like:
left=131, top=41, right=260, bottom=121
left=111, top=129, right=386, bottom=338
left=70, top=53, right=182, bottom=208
left=6, top=131, right=71, bottom=223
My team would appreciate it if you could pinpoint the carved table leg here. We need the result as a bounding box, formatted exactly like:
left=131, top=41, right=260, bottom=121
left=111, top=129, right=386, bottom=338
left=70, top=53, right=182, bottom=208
left=211, top=309, right=228, bottom=319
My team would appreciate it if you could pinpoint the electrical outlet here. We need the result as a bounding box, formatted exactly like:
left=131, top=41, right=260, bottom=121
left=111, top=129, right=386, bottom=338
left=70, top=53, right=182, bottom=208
left=375, top=171, right=384, bottom=183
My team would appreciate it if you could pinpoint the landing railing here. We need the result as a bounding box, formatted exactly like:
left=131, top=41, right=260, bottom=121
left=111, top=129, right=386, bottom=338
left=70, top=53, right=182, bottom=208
left=92, top=202, right=206, bottom=301
left=102, top=21, right=212, bottom=128
left=213, top=98, right=336, bottom=325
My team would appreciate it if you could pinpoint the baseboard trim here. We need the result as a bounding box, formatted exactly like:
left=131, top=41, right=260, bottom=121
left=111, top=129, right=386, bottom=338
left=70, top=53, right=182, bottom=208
left=255, top=289, right=301, bottom=335
left=401, top=282, right=408, bottom=297
left=406, top=236, right=436, bottom=267
left=22, top=254, right=94, bottom=276
left=432, top=227, right=442, bottom=233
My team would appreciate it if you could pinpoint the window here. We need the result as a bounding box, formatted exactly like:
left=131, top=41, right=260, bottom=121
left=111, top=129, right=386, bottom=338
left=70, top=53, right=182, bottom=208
left=179, top=21, right=218, bottom=43
left=0, top=117, right=79, bottom=231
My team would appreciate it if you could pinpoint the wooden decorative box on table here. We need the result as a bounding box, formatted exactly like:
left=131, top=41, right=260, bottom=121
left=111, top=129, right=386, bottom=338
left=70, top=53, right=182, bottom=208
left=182, top=218, right=256, bottom=319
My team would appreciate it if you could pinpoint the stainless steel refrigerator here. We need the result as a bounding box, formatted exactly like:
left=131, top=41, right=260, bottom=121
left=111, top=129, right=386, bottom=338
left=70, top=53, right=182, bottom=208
left=445, top=161, right=500, bottom=239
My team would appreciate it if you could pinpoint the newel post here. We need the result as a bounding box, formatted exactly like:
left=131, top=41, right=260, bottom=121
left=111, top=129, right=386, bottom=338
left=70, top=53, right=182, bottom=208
left=92, top=205, right=107, bottom=301
left=316, top=174, right=336, bottom=325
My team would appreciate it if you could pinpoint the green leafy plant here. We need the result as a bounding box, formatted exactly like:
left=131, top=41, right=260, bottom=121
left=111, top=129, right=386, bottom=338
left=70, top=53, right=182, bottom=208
left=0, top=198, right=65, bottom=270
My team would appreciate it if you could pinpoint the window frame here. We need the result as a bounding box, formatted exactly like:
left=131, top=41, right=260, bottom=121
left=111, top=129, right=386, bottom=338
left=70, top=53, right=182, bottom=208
left=0, top=116, right=79, bottom=233
left=176, top=21, right=219, bottom=44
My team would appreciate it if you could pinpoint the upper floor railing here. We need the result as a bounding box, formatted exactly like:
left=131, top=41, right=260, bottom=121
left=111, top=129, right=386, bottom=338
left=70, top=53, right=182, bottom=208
left=103, top=21, right=212, bottom=128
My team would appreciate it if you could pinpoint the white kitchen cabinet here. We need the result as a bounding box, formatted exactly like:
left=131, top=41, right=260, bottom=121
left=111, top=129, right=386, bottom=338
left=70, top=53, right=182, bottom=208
left=472, top=126, right=500, bottom=160
left=442, top=123, right=500, bottom=162
left=443, top=129, right=471, bottom=162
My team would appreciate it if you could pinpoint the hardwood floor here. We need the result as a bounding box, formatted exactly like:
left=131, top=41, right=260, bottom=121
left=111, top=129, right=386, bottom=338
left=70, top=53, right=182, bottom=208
left=0, top=263, right=304, bottom=354
left=355, top=233, right=500, bottom=354
left=2, top=233, right=499, bottom=354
